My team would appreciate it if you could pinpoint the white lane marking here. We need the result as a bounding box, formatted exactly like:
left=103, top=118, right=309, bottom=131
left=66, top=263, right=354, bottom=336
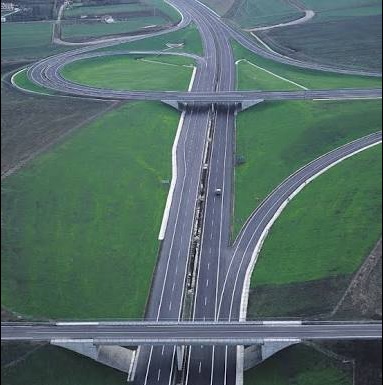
left=314, top=97, right=382, bottom=101
left=263, top=321, right=302, bottom=325
left=205, top=297, right=208, bottom=306
left=157, top=368, right=161, bottom=382
left=161, top=346, right=165, bottom=356
left=206, top=280, right=209, bottom=288
left=207, top=263, right=210, bottom=270
left=139, top=58, right=191, bottom=68
left=199, top=361, right=202, bottom=373
left=169, top=302, right=172, bottom=311
left=172, top=283, right=176, bottom=292
left=236, top=59, right=308, bottom=90
left=56, top=322, right=99, bottom=326
left=144, top=347, right=154, bottom=385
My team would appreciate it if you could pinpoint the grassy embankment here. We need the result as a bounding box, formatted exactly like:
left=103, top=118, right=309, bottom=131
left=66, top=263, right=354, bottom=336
left=1, top=102, right=179, bottom=319
left=248, top=145, right=382, bottom=318
left=1, top=343, right=125, bottom=385
left=61, top=54, right=194, bottom=91
left=245, top=344, right=352, bottom=385
left=233, top=42, right=382, bottom=90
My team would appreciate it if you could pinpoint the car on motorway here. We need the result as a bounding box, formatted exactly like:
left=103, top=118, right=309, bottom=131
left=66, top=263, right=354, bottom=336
left=215, top=188, right=222, bottom=196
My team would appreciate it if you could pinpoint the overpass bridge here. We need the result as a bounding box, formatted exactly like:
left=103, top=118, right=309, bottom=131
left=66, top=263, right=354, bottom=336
left=2, top=321, right=381, bottom=346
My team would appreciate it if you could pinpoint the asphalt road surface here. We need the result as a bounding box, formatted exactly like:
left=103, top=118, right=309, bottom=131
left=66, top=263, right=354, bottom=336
left=2, top=322, right=381, bottom=344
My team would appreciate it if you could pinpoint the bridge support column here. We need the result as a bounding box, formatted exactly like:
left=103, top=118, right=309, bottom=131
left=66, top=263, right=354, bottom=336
left=51, top=340, right=137, bottom=378
left=243, top=339, right=300, bottom=371
left=238, top=99, right=264, bottom=112
left=161, top=100, right=187, bottom=111
left=176, top=345, right=185, bottom=371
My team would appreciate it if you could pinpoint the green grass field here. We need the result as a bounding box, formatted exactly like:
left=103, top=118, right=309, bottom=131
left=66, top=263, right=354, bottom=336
left=255, top=0, right=382, bottom=72
left=233, top=42, right=382, bottom=90
left=65, top=4, right=151, bottom=17
left=236, top=59, right=302, bottom=90
left=64, top=0, right=181, bottom=22
left=61, top=54, right=194, bottom=91
left=1, top=344, right=125, bottom=385
left=109, top=24, right=204, bottom=56
left=252, top=145, right=382, bottom=286
left=301, top=0, right=381, bottom=12
left=226, top=0, right=302, bottom=28
left=245, top=344, right=352, bottom=385
left=234, top=100, right=382, bottom=235
left=61, top=17, right=167, bottom=41
left=1, top=102, right=179, bottom=320
left=1, top=21, right=67, bottom=61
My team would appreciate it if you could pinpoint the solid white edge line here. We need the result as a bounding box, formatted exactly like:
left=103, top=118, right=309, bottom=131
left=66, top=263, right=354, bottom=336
left=236, top=139, right=382, bottom=382
left=56, top=322, right=100, bottom=326
left=11, top=68, right=53, bottom=97
left=314, top=97, right=382, bottom=101
left=194, top=0, right=221, bottom=18
left=245, top=10, right=315, bottom=32
left=127, top=348, right=137, bottom=381
left=236, top=346, right=244, bottom=385
left=158, top=66, right=197, bottom=240
left=262, top=321, right=302, bottom=325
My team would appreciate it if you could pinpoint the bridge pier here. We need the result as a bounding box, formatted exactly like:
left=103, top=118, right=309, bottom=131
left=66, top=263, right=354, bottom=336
left=161, top=100, right=187, bottom=111
left=237, top=99, right=264, bottom=112
left=51, top=340, right=137, bottom=378
left=243, top=339, right=301, bottom=371
left=162, top=100, right=265, bottom=112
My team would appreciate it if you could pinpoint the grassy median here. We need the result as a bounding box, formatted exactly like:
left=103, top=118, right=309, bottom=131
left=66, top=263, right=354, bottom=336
left=1, top=102, right=179, bottom=319
left=248, top=145, right=382, bottom=318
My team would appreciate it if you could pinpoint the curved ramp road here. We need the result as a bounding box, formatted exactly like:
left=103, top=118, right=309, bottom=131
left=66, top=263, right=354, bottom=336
left=26, top=51, right=383, bottom=100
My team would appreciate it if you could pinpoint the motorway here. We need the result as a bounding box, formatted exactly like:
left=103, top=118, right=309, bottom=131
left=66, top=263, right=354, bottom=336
left=15, top=0, right=383, bottom=384
left=2, top=322, right=382, bottom=345
left=26, top=48, right=382, bottom=101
